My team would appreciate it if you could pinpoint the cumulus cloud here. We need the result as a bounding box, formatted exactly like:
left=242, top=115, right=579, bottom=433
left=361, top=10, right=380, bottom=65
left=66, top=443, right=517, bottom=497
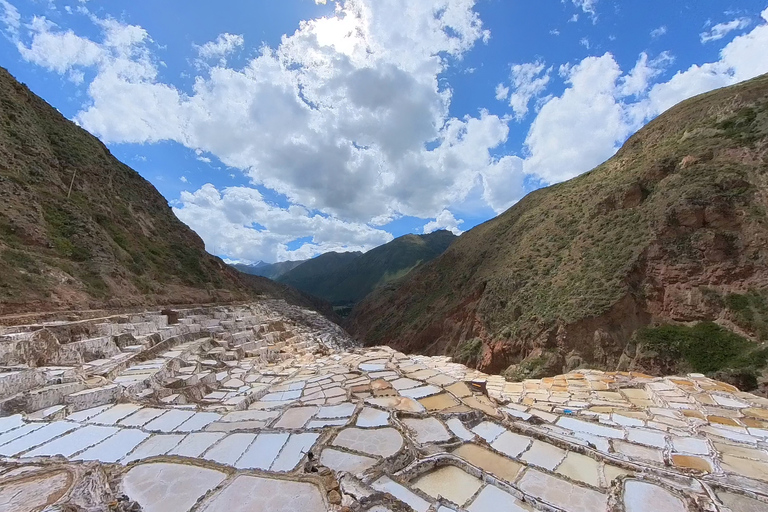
left=195, top=33, right=243, bottom=65
left=423, top=210, right=464, bottom=235
left=481, top=155, right=525, bottom=213
left=7, top=0, right=768, bottom=263
left=700, top=17, right=751, bottom=43
left=522, top=10, right=768, bottom=185
left=17, top=16, right=103, bottom=73
left=502, top=60, right=552, bottom=121
left=175, top=184, right=393, bottom=262
left=6, top=0, right=514, bottom=261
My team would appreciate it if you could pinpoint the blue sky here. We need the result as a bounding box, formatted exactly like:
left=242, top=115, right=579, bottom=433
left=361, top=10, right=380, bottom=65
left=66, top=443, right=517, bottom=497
left=1, top=0, right=767, bottom=263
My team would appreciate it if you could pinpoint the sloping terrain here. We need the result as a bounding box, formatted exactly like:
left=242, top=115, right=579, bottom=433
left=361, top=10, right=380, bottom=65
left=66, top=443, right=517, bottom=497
left=232, top=259, right=307, bottom=280
left=348, top=74, right=768, bottom=390
left=277, top=251, right=363, bottom=303
left=0, top=67, right=334, bottom=318
left=278, top=231, right=457, bottom=306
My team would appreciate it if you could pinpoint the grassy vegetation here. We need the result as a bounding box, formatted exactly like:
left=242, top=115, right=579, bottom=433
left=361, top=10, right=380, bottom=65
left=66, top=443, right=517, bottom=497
left=725, top=291, right=768, bottom=341
left=716, top=106, right=764, bottom=145
left=637, top=321, right=768, bottom=390
left=349, top=73, right=768, bottom=371
left=280, top=231, right=456, bottom=306
left=503, top=355, right=549, bottom=382
left=0, top=67, right=282, bottom=312
left=453, top=338, right=483, bottom=367
left=637, top=322, right=752, bottom=374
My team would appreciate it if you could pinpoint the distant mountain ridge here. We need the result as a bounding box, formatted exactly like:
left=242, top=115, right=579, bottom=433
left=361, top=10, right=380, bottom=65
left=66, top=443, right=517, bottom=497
left=0, top=67, right=336, bottom=319
left=232, top=260, right=307, bottom=280
left=276, top=231, right=456, bottom=307
left=347, top=74, right=768, bottom=392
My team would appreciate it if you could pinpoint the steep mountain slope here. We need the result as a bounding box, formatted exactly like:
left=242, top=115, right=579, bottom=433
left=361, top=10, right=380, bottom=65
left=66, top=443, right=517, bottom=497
left=277, top=251, right=364, bottom=302
left=0, top=67, right=335, bottom=318
left=348, top=74, right=768, bottom=389
left=232, top=259, right=307, bottom=280
left=278, top=231, right=457, bottom=306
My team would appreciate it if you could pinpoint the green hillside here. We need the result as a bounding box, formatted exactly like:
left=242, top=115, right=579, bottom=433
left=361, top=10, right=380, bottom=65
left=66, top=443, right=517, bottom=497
left=347, top=74, right=768, bottom=391
left=278, top=231, right=457, bottom=307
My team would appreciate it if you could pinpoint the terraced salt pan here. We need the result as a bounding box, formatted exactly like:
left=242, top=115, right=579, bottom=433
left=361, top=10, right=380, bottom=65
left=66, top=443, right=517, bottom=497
left=0, top=421, right=78, bottom=456
left=26, top=424, right=119, bottom=457
left=518, top=468, right=607, bottom=512
left=412, top=465, right=483, bottom=506
left=491, top=430, right=532, bottom=458
left=273, top=407, right=317, bottom=429
left=333, top=427, right=403, bottom=457
left=175, top=412, right=221, bottom=432
left=623, top=480, right=686, bottom=512
left=373, top=476, right=430, bottom=512
left=199, top=475, right=326, bottom=512
left=400, top=384, right=441, bottom=399
left=122, top=462, right=227, bottom=512
left=317, top=402, right=355, bottom=418
left=0, top=414, right=26, bottom=434
left=235, top=433, right=289, bottom=470
left=271, top=432, right=319, bottom=471
left=76, top=428, right=150, bottom=462
left=203, top=433, right=256, bottom=466
left=88, top=404, right=143, bottom=425
left=168, top=432, right=226, bottom=458
left=471, top=421, right=505, bottom=443
left=143, top=409, right=196, bottom=432
left=0, top=422, right=44, bottom=447
left=356, top=407, right=389, bottom=428
left=117, top=408, right=168, bottom=427
left=467, top=484, right=533, bottom=512
left=123, top=434, right=185, bottom=463
left=402, top=417, right=451, bottom=443
left=320, top=447, right=377, bottom=475
left=10, top=305, right=768, bottom=512
left=520, top=441, right=566, bottom=470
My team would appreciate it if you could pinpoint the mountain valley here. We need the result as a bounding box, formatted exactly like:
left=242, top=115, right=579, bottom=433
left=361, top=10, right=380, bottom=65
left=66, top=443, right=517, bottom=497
left=347, top=74, right=768, bottom=393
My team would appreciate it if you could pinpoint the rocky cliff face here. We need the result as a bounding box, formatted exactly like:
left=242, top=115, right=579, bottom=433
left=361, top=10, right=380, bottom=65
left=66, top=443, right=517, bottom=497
left=347, top=74, right=768, bottom=389
left=0, top=67, right=334, bottom=318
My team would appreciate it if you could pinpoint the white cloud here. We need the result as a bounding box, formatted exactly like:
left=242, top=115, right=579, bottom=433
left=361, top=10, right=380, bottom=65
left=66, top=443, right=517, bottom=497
left=17, top=16, right=103, bottom=73
left=570, top=0, right=597, bottom=15
left=175, top=184, right=393, bottom=262
left=650, top=25, right=667, bottom=38
left=195, top=33, right=244, bottom=65
left=180, top=176, right=188, bottom=183
left=424, top=210, right=464, bottom=235
left=494, top=83, right=509, bottom=101
left=700, top=17, right=751, bottom=43
left=521, top=10, right=768, bottom=185
left=619, top=51, right=673, bottom=97
left=481, top=155, right=525, bottom=213
left=504, top=60, right=552, bottom=120
left=7, top=0, right=516, bottom=261
left=523, top=54, right=628, bottom=183
left=567, top=0, right=597, bottom=22
left=0, top=0, right=20, bottom=38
